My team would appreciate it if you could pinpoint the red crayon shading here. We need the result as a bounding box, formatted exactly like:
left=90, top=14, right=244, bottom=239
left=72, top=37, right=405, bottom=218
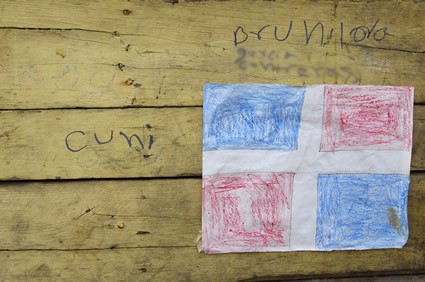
left=320, top=86, right=413, bottom=151
left=202, top=172, right=294, bottom=253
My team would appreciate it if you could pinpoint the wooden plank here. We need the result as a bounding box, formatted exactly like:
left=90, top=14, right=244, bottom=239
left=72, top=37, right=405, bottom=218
left=0, top=245, right=423, bottom=281
left=412, top=106, right=425, bottom=171
left=0, top=107, right=202, bottom=180
left=0, top=174, right=423, bottom=251
left=300, top=274, right=425, bottom=282
left=0, top=174, right=423, bottom=280
left=0, top=1, right=424, bottom=108
left=0, top=106, right=424, bottom=180
left=0, top=179, right=201, bottom=250
left=0, top=0, right=422, bottom=50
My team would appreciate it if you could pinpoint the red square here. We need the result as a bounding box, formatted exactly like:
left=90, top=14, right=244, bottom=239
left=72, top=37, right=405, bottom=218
left=320, top=86, right=413, bottom=151
left=202, top=172, right=293, bottom=253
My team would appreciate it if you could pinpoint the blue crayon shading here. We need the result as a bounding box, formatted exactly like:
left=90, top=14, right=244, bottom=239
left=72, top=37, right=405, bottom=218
left=203, top=84, right=305, bottom=151
left=316, top=174, right=409, bottom=250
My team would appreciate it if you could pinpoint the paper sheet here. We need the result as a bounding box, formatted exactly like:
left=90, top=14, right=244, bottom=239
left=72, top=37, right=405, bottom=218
left=202, top=84, right=413, bottom=253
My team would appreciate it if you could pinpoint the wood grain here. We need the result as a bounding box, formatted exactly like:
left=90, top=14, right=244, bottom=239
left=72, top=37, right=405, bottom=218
left=0, top=174, right=423, bottom=280
left=0, top=106, right=423, bottom=180
left=0, top=1, right=424, bottom=109
left=0, top=175, right=423, bottom=250
left=0, top=107, right=202, bottom=180
left=0, top=1, right=424, bottom=280
left=0, top=245, right=424, bottom=281
left=412, top=106, right=425, bottom=171
left=0, top=179, right=201, bottom=250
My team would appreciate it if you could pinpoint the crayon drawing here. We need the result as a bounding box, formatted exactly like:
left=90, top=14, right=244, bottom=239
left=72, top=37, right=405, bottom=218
left=202, top=172, right=293, bottom=253
left=203, top=84, right=305, bottom=151
left=316, top=174, right=409, bottom=250
left=320, top=86, right=413, bottom=152
left=202, top=84, right=414, bottom=253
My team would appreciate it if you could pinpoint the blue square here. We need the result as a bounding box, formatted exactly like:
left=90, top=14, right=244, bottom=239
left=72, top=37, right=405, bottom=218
left=316, top=174, right=409, bottom=250
left=203, top=84, right=305, bottom=151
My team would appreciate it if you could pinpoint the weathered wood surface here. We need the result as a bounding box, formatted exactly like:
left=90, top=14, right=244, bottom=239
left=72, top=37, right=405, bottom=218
left=0, top=175, right=423, bottom=250
left=412, top=106, right=425, bottom=171
left=0, top=106, right=424, bottom=180
left=0, top=0, right=424, bottom=280
left=0, top=179, right=201, bottom=250
left=0, top=1, right=424, bottom=108
left=307, top=275, right=425, bottom=282
left=0, top=245, right=424, bottom=281
left=0, top=108, right=202, bottom=180
left=0, top=174, right=423, bottom=280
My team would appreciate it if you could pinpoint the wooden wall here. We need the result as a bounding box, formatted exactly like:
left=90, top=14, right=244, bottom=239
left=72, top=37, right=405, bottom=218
left=0, top=0, right=424, bottom=280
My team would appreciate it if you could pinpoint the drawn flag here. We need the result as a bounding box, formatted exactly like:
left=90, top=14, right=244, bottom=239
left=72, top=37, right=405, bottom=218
left=202, top=84, right=413, bottom=253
